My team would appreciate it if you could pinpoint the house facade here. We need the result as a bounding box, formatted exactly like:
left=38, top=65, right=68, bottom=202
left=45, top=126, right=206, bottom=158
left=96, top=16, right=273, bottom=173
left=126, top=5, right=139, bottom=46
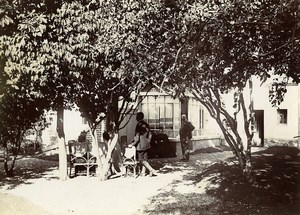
left=118, top=88, right=222, bottom=153
left=40, top=80, right=300, bottom=153
left=120, top=82, right=300, bottom=150
left=252, top=81, right=300, bottom=147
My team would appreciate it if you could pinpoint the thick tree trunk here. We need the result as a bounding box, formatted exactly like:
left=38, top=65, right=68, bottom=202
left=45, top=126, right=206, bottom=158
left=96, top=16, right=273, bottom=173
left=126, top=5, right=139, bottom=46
left=57, top=97, right=68, bottom=181
left=89, top=126, right=103, bottom=179
left=58, top=137, right=67, bottom=180
left=100, top=133, right=118, bottom=181
left=99, top=92, right=120, bottom=180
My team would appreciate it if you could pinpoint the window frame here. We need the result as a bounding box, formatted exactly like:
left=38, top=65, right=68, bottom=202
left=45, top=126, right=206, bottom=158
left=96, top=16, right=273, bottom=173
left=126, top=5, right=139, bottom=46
left=141, top=95, right=177, bottom=131
left=277, top=109, right=287, bottom=125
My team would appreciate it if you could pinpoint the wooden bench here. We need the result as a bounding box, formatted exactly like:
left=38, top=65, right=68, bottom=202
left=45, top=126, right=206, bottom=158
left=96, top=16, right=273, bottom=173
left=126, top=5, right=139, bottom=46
left=68, top=140, right=98, bottom=177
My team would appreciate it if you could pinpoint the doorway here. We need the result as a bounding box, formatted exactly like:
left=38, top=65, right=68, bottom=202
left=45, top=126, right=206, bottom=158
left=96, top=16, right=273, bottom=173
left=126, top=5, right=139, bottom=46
left=254, top=110, right=264, bottom=147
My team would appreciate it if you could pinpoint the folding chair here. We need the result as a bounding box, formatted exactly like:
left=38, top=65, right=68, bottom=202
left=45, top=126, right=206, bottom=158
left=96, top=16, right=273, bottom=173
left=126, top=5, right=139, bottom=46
left=122, top=146, right=138, bottom=177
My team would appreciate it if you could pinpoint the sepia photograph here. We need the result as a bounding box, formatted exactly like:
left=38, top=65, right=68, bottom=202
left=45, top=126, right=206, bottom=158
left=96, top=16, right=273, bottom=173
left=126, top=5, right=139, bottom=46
left=0, top=0, right=299, bottom=214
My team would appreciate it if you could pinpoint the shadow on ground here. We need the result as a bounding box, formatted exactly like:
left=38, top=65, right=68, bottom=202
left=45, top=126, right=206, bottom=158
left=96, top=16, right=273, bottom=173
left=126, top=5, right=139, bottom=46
left=2, top=146, right=300, bottom=215
left=0, top=154, right=59, bottom=189
left=143, top=146, right=300, bottom=215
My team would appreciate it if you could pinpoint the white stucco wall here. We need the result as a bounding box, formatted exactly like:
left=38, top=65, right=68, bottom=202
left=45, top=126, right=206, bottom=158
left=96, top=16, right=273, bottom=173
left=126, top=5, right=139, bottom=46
left=253, top=81, right=299, bottom=140
left=218, top=77, right=299, bottom=144
left=42, top=109, right=89, bottom=147
left=64, top=109, right=89, bottom=142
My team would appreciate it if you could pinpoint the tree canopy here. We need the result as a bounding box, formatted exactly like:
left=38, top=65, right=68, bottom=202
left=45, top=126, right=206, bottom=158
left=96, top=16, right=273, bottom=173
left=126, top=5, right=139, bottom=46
left=135, top=0, right=299, bottom=178
left=0, top=0, right=299, bottom=178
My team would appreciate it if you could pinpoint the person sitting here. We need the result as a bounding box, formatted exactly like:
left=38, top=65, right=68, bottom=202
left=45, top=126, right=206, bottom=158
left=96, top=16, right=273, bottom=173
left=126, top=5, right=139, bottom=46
left=77, top=130, right=92, bottom=159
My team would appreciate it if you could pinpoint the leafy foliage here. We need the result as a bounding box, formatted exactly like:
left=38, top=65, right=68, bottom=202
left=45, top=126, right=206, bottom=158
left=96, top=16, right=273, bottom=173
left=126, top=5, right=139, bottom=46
left=0, top=0, right=299, bottom=177
left=138, top=0, right=299, bottom=176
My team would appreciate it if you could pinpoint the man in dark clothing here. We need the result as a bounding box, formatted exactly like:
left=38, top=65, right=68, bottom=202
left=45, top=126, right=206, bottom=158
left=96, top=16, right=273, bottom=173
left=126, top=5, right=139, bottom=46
left=179, top=114, right=195, bottom=161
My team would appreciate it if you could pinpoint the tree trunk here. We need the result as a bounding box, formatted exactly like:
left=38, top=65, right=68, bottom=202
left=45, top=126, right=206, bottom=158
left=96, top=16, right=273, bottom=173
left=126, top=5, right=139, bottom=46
left=214, top=116, right=247, bottom=170
left=4, top=146, right=18, bottom=177
left=99, top=92, right=120, bottom=181
left=107, top=92, right=119, bottom=132
left=244, top=149, right=253, bottom=181
left=88, top=126, right=103, bottom=179
left=3, top=134, right=23, bottom=177
left=34, top=127, right=42, bottom=151
left=57, top=97, right=68, bottom=181
left=3, top=147, right=11, bottom=177
left=242, top=78, right=255, bottom=182
left=192, top=87, right=254, bottom=181
left=100, top=133, right=119, bottom=181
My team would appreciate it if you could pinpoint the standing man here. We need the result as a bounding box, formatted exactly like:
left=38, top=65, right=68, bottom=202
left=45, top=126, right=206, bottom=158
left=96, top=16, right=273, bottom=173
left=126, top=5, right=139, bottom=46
left=179, top=114, right=195, bottom=161
left=131, top=112, right=158, bottom=176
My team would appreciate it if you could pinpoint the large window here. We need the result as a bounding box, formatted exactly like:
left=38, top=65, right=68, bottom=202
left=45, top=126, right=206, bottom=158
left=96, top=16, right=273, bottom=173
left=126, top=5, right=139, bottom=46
left=188, top=98, right=205, bottom=136
left=141, top=95, right=179, bottom=131
left=199, top=108, right=205, bottom=129
left=141, top=95, right=205, bottom=138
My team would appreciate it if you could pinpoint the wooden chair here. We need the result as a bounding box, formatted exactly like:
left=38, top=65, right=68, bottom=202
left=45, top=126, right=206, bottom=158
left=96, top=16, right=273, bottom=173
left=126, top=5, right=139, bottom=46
left=68, top=140, right=97, bottom=177
left=122, top=146, right=138, bottom=177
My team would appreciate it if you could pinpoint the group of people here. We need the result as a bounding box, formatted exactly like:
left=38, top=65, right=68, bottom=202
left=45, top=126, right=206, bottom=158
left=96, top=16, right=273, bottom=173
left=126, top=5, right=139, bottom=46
left=129, top=111, right=195, bottom=174
left=129, top=112, right=158, bottom=176
left=76, top=111, right=195, bottom=177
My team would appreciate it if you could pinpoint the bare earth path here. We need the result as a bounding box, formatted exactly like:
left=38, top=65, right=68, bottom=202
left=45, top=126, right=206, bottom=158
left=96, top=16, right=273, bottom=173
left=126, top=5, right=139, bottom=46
left=0, top=151, right=233, bottom=215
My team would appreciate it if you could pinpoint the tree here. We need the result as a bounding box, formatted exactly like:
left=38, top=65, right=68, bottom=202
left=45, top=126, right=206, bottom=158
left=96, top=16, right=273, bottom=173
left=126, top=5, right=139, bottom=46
left=0, top=71, right=51, bottom=176
left=48, top=0, right=153, bottom=180
left=142, top=0, right=299, bottom=180
left=0, top=0, right=155, bottom=180
left=0, top=0, right=55, bottom=176
left=0, top=0, right=73, bottom=179
left=2, top=0, right=298, bottom=182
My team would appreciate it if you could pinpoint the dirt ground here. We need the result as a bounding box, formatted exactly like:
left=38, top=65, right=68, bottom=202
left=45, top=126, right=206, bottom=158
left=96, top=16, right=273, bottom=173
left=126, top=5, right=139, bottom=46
left=0, top=148, right=232, bottom=215
left=0, top=146, right=299, bottom=215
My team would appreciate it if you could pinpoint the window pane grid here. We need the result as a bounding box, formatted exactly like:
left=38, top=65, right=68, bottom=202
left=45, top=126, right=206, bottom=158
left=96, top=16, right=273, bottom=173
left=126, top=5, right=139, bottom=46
left=141, top=95, right=175, bottom=131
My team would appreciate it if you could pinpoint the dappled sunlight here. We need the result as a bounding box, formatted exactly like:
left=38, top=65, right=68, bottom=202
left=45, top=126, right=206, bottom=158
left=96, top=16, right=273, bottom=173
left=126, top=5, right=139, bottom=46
left=0, top=157, right=59, bottom=189
left=196, top=160, right=213, bottom=166
left=261, top=153, right=275, bottom=156
left=0, top=147, right=231, bottom=215
left=171, top=180, right=197, bottom=194
left=196, top=173, right=221, bottom=194
left=1, top=146, right=299, bottom=214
